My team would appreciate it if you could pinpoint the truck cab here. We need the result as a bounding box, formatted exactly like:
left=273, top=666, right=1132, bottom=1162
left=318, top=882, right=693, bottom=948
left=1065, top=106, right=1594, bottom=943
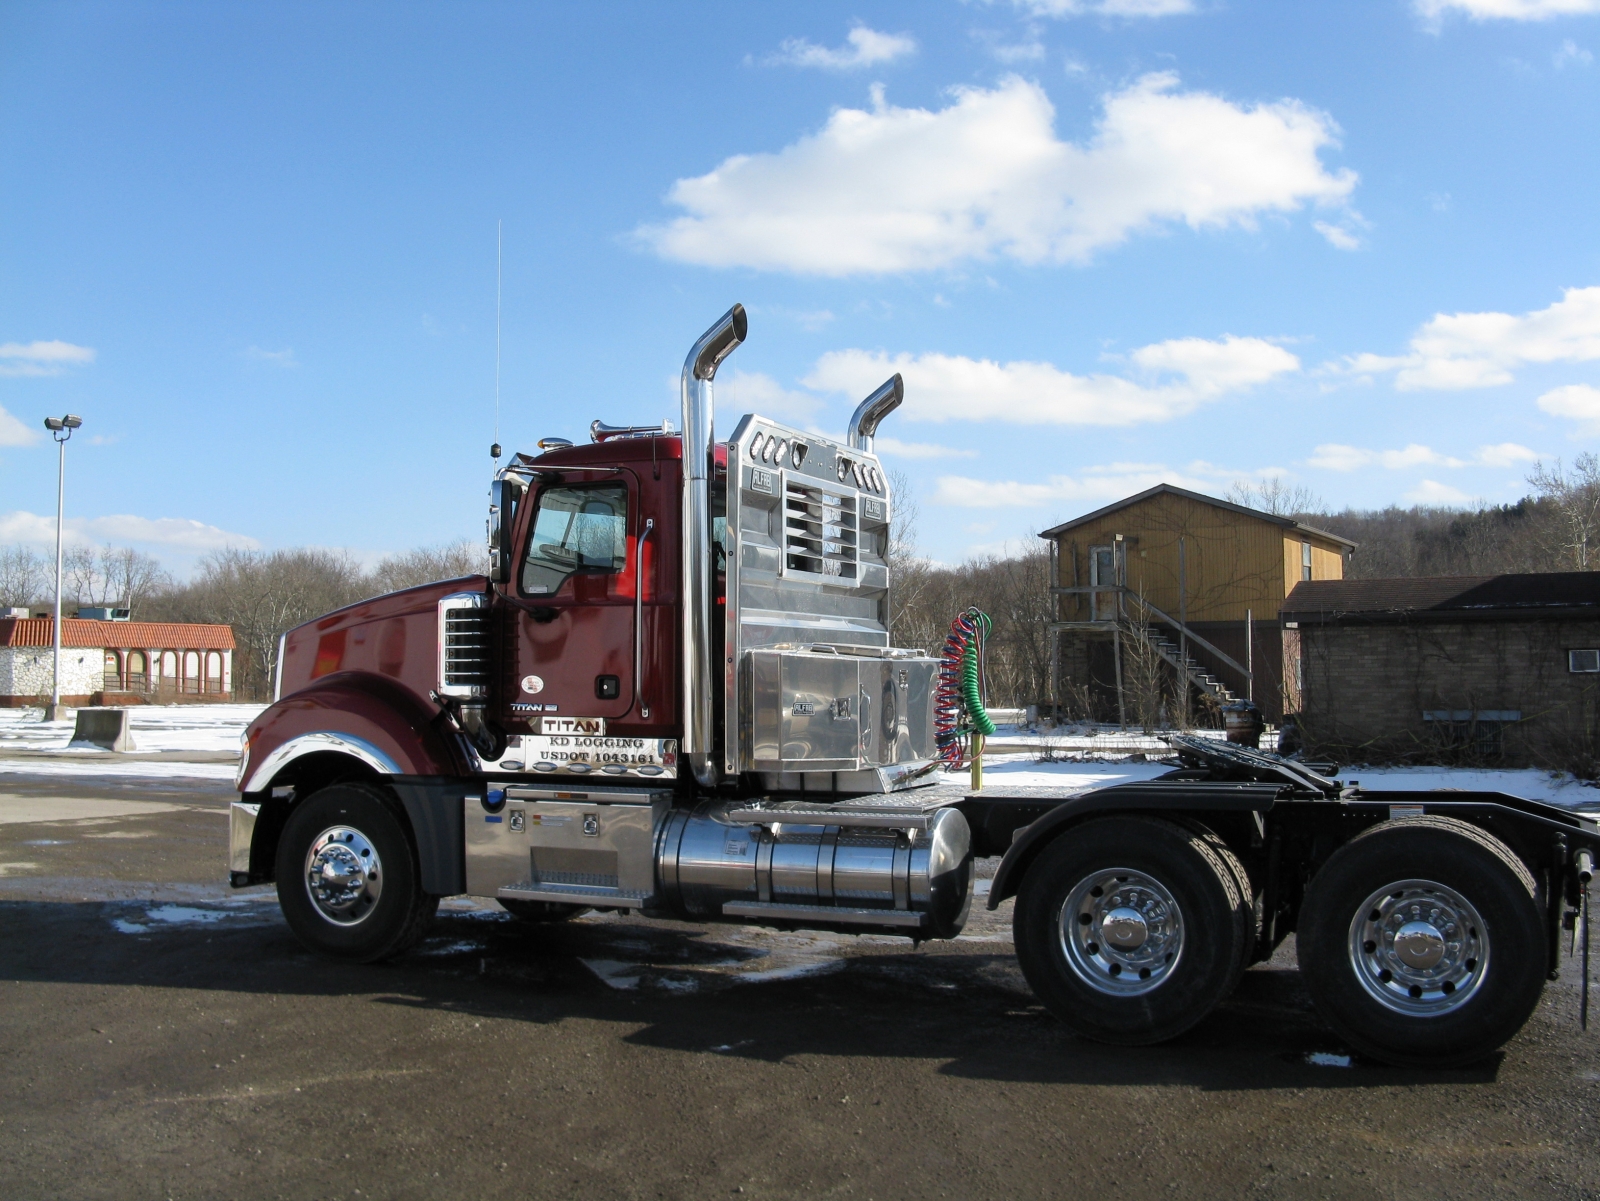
left=231, top=304, right=963, bottom=963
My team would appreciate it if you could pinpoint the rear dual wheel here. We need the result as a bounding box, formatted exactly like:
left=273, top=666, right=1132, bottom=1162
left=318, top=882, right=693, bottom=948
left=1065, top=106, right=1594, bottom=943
left=1014, top=816, right=1253, bottom=1045
left=1297, top=816, right=1545, bottom=1067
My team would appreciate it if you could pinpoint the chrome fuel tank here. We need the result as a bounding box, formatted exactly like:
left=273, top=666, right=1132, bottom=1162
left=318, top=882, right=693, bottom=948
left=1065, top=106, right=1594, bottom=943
left=656, top=799, right=972, bottom=939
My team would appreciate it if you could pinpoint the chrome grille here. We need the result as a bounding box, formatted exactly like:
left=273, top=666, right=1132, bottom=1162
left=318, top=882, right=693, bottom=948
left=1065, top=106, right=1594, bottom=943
left=783, top=478, right=859, bottom=584
left=438, top=594, right=490, bottom=697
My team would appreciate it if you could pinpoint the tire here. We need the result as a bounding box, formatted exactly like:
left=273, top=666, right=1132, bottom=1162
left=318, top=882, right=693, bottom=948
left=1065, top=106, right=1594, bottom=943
left=499, top=898, right=590, bottom=923
left=1187, top=823, right=1260, bottom=979
left=1013, top=815, right=1251, bottom=1045
left=275, top=782, right=438, bottom=963
left=1297, top=816, right=1545, bottom=1068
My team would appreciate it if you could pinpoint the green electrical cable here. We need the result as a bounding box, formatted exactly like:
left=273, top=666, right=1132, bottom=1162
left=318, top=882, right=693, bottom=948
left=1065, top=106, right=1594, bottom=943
left=962, top=609, right=997, bottom=737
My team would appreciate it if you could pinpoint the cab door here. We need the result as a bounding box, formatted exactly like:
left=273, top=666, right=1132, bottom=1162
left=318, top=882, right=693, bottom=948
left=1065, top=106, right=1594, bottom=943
left=507, top=470, right=643, bottom=725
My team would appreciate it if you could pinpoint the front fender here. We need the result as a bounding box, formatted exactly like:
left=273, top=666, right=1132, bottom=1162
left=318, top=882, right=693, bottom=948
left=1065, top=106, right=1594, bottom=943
left=239, top=672, right=469, bottom=794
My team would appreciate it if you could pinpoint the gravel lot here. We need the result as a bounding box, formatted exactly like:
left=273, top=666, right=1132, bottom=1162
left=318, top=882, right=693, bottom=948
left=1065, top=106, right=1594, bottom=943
left=3, top=771, right=1600, bottom=1200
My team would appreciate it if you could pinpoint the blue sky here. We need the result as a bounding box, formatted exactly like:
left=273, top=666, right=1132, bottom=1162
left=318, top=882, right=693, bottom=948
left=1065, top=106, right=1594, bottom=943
left=3, top=0, right=1599, bottom=572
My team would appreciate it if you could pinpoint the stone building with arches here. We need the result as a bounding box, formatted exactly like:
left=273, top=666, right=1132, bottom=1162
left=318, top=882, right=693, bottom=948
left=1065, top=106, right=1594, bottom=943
left=0, top=616, right=235, bottom=706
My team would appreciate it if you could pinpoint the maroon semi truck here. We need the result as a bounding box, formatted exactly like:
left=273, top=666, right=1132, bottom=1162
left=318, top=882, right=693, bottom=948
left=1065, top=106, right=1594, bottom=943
left=232, top=304, right=1600, bottom=1067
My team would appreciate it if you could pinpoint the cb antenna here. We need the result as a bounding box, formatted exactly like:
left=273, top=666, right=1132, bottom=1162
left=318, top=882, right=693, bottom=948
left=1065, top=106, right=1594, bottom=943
left=491, top=219, right=503, bottom=467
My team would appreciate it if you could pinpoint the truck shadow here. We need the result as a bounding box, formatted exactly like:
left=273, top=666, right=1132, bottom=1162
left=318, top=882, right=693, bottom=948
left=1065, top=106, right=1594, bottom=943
left=0, top=898, right=1507, bottom=1091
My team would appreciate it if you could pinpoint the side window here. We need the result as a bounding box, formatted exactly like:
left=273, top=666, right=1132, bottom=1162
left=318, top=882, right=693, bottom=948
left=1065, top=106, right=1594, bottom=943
left=1301, top=540, right=1313, bottom=581
left=521, top=484, right=629, bottom=596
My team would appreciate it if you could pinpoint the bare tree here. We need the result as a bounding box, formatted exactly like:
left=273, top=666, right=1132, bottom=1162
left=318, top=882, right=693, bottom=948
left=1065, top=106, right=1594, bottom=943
left=369, top=539, right=486, bottom=594
left=103, top=546, right=169, bottom=614
left=1527, top=455, right=1600, bottom=570
left=1225, top=477, right=1325, bottom=518
left=165, top=548, right=368, bottom=699
left=0, top=545, right=49, bottom=610
left=885, top=468, right=933, bottom=647
left=57, top=544, right=170, bottom=614
left=63, top=544, right=99, bottom=606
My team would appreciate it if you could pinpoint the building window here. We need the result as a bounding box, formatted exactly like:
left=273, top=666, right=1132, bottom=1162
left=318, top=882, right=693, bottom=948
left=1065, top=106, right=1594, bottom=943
left=1424, top=710, right=1521, bottom=760
left=1301, top=540, right=1312, bottom=581
left=1570, top=649, right=1600, bottom=673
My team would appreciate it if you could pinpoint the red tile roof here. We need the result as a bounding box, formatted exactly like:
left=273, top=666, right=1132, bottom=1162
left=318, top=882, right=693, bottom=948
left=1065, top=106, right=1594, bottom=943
left=0, top=617, right=236, bottom=650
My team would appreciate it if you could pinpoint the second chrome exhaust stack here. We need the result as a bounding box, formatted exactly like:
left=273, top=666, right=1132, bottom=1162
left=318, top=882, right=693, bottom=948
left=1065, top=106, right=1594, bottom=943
left=848, top=373, right=903, bottom=452
left=680, top=304, right=747, bottom=787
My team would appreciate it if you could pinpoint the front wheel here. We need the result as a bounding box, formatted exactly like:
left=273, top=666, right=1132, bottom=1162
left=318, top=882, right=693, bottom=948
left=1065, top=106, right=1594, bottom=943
left=1297, top=816, right=1546, bottom=1067
left=1013, top=816, right=1251, bottom=1045
left=275, top=782, right=438, bottom=963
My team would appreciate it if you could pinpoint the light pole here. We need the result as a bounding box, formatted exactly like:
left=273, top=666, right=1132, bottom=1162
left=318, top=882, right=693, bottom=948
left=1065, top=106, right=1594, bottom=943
left=42, top=414, right=82, bottom=722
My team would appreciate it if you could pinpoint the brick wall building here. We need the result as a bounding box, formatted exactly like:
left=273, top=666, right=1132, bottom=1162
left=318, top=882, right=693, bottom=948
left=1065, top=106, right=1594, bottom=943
left=1281, top=574, right=1600, bottom=769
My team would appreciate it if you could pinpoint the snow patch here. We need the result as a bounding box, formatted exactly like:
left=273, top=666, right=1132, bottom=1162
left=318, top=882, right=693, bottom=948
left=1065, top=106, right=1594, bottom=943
left=1305, top=1051, right=1353, bottom=1068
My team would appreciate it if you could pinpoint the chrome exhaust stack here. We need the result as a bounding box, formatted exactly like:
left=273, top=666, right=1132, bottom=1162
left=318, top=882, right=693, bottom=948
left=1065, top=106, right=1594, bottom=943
left=680, top=304, right=747, bottom=787
left=847, top=373, right=903, bottom=452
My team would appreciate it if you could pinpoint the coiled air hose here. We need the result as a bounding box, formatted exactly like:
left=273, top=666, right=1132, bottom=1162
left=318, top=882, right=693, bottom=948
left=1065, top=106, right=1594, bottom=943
left=934, top=607, right=995, bottom=769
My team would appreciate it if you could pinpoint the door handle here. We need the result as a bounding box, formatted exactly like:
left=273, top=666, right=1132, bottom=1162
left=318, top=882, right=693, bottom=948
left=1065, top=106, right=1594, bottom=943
left=634, top=518, right=654, bottom=720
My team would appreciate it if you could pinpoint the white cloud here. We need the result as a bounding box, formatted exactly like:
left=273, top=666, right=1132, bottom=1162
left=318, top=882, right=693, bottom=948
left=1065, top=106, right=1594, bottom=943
left=990, top=35, right=1046, bottom=63
left=1478, top=441, right=1542, bottom=466
left=244, top=346, right=298, bottom=367
left=0, top=340, right=96, bottom=378
left=0, top=404, right=39, bottom=447
left=1404, top=479, right=1474, bottom=505
left=0, top=510, right=259, bottom=552
left=1335, top=285, right=1600, bottom=390
left=640, top=73, right=1356, bottom=276
left=1309, top=443, right=1465, bottom=470
left=717, top=370, right=827, bottom=424
left=872, top=436, right=979, bottom=460
left=1307, top=441, right=1540, bottom=470
left=1555, top=37, right=1596, bottom=65
left=1537, top=382, right=1600, bottom=429
left=1418, top=0, right=1600, bottom=20
left=1314, top=219, right=1363, bottom=251
left=804, top=335, right=1298, bottom=426
left=1008, top=0, right=1196, bottom=15
left=932, top=462, right=1217, bottom=508
left=766, top=26, right=916, bottom=70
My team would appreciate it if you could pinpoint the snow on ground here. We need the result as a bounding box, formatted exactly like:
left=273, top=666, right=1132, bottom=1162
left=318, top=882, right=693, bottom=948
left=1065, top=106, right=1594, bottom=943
left=0, top=704, right=262, bottom=781
left=0, top=704, right=264, bottom=755
left=0, top=758, right=240, bottom=781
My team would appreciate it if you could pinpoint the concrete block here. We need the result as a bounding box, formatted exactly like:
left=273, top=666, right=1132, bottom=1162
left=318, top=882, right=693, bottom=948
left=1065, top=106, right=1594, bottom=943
left=71, top=707, right=137, bottom=752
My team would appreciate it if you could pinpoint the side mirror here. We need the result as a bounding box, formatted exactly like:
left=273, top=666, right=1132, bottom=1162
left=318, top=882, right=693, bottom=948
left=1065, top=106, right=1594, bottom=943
left=487, top=479, right=522, bottom=584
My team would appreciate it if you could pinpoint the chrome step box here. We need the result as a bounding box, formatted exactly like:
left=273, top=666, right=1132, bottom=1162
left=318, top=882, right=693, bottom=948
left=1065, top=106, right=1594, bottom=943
left=463, top=785, right=670, bottom=908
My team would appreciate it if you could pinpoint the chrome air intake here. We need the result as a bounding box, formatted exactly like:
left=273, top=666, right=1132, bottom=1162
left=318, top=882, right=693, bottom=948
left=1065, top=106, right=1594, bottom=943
left=680, top=304, right=748, bottom=788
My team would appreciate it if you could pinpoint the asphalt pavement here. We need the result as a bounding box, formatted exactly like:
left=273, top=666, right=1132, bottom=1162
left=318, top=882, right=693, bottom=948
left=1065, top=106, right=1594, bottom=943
left=2, top=773, right=1599, bottom=1200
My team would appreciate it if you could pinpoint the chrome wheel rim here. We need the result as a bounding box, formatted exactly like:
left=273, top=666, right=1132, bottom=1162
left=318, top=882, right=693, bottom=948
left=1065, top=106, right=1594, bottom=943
left=1059, top=867, right=1184, bottom=996
left=1348, top=878, right=1488, bottom=1016
left=304, top=825, right=383, bottom=926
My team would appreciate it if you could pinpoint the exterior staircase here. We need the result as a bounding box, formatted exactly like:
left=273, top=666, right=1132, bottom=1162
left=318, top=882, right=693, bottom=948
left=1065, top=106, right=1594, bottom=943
left=1128, top=622, right=1241, bottom=707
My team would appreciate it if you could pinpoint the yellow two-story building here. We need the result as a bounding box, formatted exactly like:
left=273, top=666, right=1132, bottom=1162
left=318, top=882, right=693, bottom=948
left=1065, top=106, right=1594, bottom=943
left=1041, top=484, right=1355, bottom=722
